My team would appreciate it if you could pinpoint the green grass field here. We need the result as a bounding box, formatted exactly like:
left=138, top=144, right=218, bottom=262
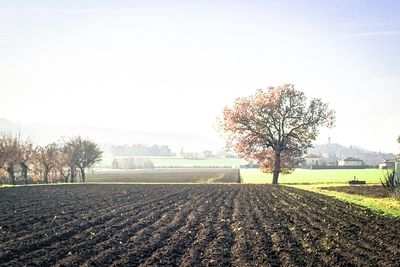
left=292, top=184, right=400, bottom=217
left=241, top=168, right=386, bottom=184
left=99, top=155, right=247, bottom=168
left=147, top=157, right=246, bottom=167
left=240, top=168, right=398, bottom=217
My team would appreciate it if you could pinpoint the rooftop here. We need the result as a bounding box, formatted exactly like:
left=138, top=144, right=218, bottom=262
left=304, top=154, right=323, bottom=159
left=342, top=157, right=363, bottom=162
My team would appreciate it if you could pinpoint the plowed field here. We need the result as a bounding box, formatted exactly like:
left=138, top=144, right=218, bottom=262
left=0, top=184, right=399, bottom=266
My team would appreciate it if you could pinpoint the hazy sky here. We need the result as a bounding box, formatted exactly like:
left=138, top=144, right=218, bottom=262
left=1, top=0, right=399, bottom=152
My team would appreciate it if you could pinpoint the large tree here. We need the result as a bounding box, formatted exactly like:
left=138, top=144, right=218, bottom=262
left=221, top=84, right=335, bottom=184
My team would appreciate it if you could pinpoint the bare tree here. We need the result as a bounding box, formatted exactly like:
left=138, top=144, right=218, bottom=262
left=0, top=134, right=22, bottom=185
left=0, top=135, right=7, bottom=171
left=220, top=84, right=335, bottom=184
left=0, top=135, right=101, bottom=184
left=19, top=140, right=37, bottom=184
left=65, top=137, right=102, bottom=182
left=62, top=140, right=79, bottom=183
left=37, top=143, right=60, bottom=184
left=54, top=150, right=71, bottom=183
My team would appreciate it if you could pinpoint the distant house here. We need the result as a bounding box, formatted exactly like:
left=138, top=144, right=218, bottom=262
left=379, top=160, right=396, bottom=169
left=338, top=157, right=365, bottom=167
left=303, top=154, right=324, bottom=166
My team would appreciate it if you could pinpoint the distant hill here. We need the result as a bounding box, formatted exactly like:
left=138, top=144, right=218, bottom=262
left=0, top=118, right=396, bottom=164
left=0, top=118, right=223, bottom=153
left=308, top=143, right=396, bottom=166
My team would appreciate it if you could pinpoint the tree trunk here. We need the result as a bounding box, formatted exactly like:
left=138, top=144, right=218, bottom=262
left=61, top=169, right=69, bottom=183
left=21, top=163, right=28, bottom=184
left=80, top=168, right=86, bottom=183
left=272, top=170, right=279, bottom=184
left=63, top=172, right=69, bottom=183
left=272, top=150, right=281, bottom=184
left=7, top=164, right=15, bottom=185
left=43, top=167, right=49, bottom=184
left=70, top=170, right=76, bottom=183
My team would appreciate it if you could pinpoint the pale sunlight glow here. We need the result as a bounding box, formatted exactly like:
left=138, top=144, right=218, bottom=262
left=0, top=1, right=399, bottom=152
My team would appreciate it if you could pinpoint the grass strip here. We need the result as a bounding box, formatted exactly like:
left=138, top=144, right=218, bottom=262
left=291, top=184, right=400, bottom=218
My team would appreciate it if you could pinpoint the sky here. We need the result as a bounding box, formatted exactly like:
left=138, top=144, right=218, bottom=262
left=0, top=0, right=399, bottom=153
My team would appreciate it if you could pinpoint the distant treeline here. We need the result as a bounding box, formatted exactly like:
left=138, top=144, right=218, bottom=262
left=111, top=157, right=154, bottom=170
left=104, top=144, right=174, bottom=157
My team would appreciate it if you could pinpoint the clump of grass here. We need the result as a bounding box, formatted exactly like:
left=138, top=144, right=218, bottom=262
left=380, top=170, right=400, bottom=200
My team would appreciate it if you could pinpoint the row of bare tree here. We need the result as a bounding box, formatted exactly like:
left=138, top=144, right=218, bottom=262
left=0, top=135, right=102, bottom=185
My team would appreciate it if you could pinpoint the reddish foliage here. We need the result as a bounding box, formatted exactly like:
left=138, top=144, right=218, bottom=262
left=221, top=84, right=335, bottom=183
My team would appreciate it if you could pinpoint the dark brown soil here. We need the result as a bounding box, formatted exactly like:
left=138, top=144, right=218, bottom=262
left=321, top=185, right=394, bottom=198
left=0, top=184, right=399, bottom=266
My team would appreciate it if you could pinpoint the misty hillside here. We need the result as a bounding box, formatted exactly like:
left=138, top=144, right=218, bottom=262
left=0, top=118, right=223, bottom=152
left=0, top=118, right=395, bottom=164
left=308, top=143, right=396, bottom=165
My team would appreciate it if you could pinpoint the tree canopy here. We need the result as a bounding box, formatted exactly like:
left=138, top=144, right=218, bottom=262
left=64, top=137, right=102, bottom=182
left=221, top=84, right=335, bottom=184
left=37, top=143, right=60, bottom=184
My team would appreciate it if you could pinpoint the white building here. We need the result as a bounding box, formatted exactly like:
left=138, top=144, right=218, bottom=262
left=378, top=160, right=395, bottom=169
left=338, top=157, right=365, bottom=167
left=303, top=154, right=324, bottom=166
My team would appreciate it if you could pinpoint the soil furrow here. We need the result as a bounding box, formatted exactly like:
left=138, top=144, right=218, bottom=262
left=0, top=186, right=190, bottom=265
left=1, top=184, right=399, bottom=267
left=107, top=188, right=213, bottom=266
left=54, top=188, right=195, bottom=266
left=200, top=185, right=238, bottom=266
left=137, top=187, right=225, bottom=266
left=279, top=186, right=400, bottom=265
left=175, top=187, right=229, bottom=266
